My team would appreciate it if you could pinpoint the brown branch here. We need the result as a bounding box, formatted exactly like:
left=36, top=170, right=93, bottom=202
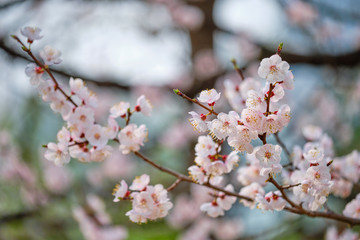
left=0, top=39, right=130, bottom=91
left=268, top=176, right=300, bottom=209
left=173, top=89, right=218, bottom=116
left=230, top=58, right=245, bottom=80
left=133, top=151, right=251, bottom=201
left=283, top=206, right=360, bottom=226
left=166, top=179, right=182, bottom=192
left=134, top=151, right=360, bottom=226
left=0, top=210, right=36, bottom=225
left=282, top=183, right=301, bottom=190
left=11, top=36, right=78, bottom=107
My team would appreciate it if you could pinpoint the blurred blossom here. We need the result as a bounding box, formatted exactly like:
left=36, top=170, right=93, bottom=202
left=171, top=4, right=205, bottom=31
left=42, top=155, right=72, bottom=194
left=168, top=194, right=201, bottom=228
left=236, top=34, right=261, bottom=61
left=194, top=49, right=221, bottom=80
left=87, top=151, right=135, bottom=187
left=132, top=85, right=166, bottom=106
left=0, top=131, right=36, bottom=185
left=212, top=219, right=244, bottom=240
left=160, top=121, right=197, bottom=149
left=169, top=184, right=244, bottom=239
left=73, top=194, right=128, bottom=240
left=20, top=186, right=48, bottom=208
left=286, top=0, right=318, bottom=25
left=169, top=72, right=194, bottom=91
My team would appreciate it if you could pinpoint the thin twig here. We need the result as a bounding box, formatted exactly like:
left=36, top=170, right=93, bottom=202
left=134, top=151, right=360, bottom=226
left=12, top=35, right=78, bottom=107
left=166, top=179, right=182, bottom=192
left=173, top=89, right=218, bottom=116
left=133, top=151, right=251, bottom=201
left=274, top=132, right=292, bottom=164
left=230, top=58, right=245, bottom=80
left=282, top=183, right=301, bottom=190
left=268, top=176, right=300, bottom=210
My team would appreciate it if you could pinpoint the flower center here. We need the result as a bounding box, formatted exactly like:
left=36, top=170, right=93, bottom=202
left=265, top=151, right=272, bottom=159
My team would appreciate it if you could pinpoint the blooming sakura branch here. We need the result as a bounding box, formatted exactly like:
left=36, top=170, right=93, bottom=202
left=12, top=26, right=360, bottom=238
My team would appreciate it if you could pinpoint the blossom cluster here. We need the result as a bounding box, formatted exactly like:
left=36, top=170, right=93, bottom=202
left=15, top=26, right=360, bottom=238
left=188, top=135, right=239, bottom=183
left=112, top=174, right=173, bottom=223
left=21, top=27, right=152, bottom=166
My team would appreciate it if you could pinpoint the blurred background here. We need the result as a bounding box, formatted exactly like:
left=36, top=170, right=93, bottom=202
left=0, top=0, right=360, bottom=239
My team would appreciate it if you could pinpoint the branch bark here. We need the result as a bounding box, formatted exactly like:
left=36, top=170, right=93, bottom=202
left=134, top=151, right=360, bottom=226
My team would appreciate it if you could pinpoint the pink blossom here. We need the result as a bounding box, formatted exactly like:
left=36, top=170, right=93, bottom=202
left=197, top=89, right=221, bottom=106
left=39, top=46, right=62, bottom=65
left=44, top=142, right=70, bottom=166
left=85, top=124, right=109, bottom=149
left=188, top=111, right=208, bottom=132
left=129, top=174, right=150, bottom=191
left=258, top=54, right=290, bottom=83
left=135, top=95, right=152, bottom=116
left=118, top=124, right=147, bottom=154
left=25, top=63, right=43, bottom=85
left=110, top=101, right=130, bottom=118
left=21, top=26, right=43, bottom=43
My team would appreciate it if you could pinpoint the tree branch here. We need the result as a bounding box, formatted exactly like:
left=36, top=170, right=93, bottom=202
left=134, top=151, right=360, bottom=226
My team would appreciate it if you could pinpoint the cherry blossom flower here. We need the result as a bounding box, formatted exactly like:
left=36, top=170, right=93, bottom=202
left=118, top=124, right=147, bottom=154
left=200, top=201, right=224, bottom=218
left=227, top=125, right=258, bottom=153
left=305, top=165, right=331, bottom=184
left=343, top=193, right=360, bottom=219
left=256, top=191, right=286, bottom=211
left=39, top=46, right=62, bottom=65
left=194, top=135, right=218, bottom=157
left=217, top=184, right=237, bottom=210
left=129, top=174, right=150, bottom=191
left=237, top=163, right=267, bottom=186
left=303, top=146, right=324, bottom=164
left=255, top=144, right=282, bottom=176
left=224, top=151, right=240, bottom=172
left=21, top=26, right=43, bottom=43
left=50, top=93, right=73, bottom=120
left=197, top=89, right=221, bottom=106
left=113, top=180, right=129, bottom=202
left=125, top=183, right=173, bottom=223
left=68, top=106, right=95, bottom=129
left=85, top=124, right=109, bottom=149
left=135, top=95, right=152, bottom=116
left=246, top=90, right=266, bottom=111
left=25, top=63, right=44, bottom=85
left=239, top=182, right=265, bottom=209
left=267, top=83, right=285, bottom=102
left=37, top=79, right=57, bottom=102
left=89, top=146, right=112, bottom=162
left=325, top=226, right=359, bottom=240
left=208, top=112, right=237, bottom=140
left=205, top=160, right=228, bottom=176
left=281, top=71, right=294, bottom=90
left=302, top=125, right=323, bottom=141
left=57, top=126, right=71, bottom=144
left=104, top=117, right=119, bottom=139
left=110, top=102, right=130, bottom=118
left=188, top=111, right=208, bottom=132
left=258, top=54, right=290, bottom=83
left=44, top=142, right=70, bottom=166
left=188, top=165, right=207, bottom=184
left=241, top=108, right=264, bottom=132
